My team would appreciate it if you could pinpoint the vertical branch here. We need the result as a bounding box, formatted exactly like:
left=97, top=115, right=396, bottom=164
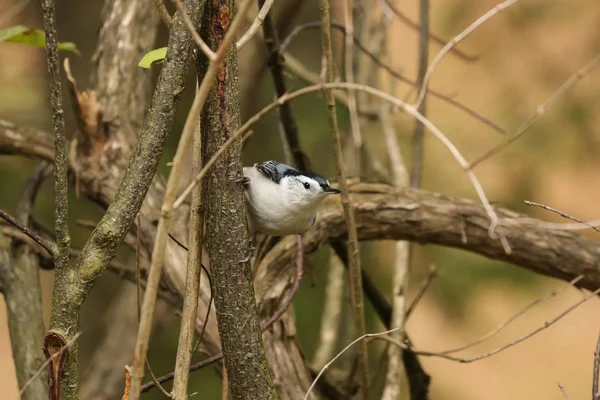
left=172, top=122, right=204, bottom=398
left=410, top=0, right=429, bottom=188
left=199, top=0, right=277, bottom=398
left=129, top=0, right=256, bottom=396
left=41, top=0, right=70, bottom=267
left=318, top=1, right=368, bottom=398
left=259, top=0, right=310, bottom=171
left=0, top=163, right=49, bottom=400
left=311, top=251, right=345, bottom=370
left=343, top=0, right=363, bottom=152
left=379, top=106, right=410, bottom=400
left=593, top=331, right=600, bottom=400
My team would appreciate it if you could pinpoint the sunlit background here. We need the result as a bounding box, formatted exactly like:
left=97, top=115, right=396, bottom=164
left=1, top=0, right=599, bottom=399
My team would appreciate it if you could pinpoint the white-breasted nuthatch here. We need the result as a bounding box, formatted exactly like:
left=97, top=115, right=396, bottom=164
left=243, top=160, right=341, bottom=236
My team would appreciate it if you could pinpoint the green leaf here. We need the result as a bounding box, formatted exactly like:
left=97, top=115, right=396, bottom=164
left=138, top=47, right=167, bottom=68
left=0, top=25, right=80, bottom=55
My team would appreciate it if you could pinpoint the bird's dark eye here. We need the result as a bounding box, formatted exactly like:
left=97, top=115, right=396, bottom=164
left=303, top=182, right=310, bottom=190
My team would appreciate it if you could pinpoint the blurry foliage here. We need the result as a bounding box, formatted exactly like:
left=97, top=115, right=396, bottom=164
left=0, top=25, right=79, bottom=54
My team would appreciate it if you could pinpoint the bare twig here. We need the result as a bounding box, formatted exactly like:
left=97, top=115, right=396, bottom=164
left=153, top=0, right=172, bottom=26
left=304, top=328, right=401, bottom=400
left=405, top=265, right=438, bottom=321
left=524, top=201, right=600, bottom=234
left=470, top=52, right=600, bottom=168
left=558, top=383, right=571, bottom=400
left=377, top=286, right=600, bottom=363
left=0, top=209, right=55, bottom=256
left=319, top=1, right=369, bottom=398
left=280, top=22, right=505, bottom=135
left=41, top=0, right=70, bottom=268
left=172, top=114, right=205, bottom=398
left=173, top=0, right=216, bottom=60
left=122, top=366, right=132, bottom=400
left=312, top=250, right=345, bottom=370
left=439, top=275, right=583, bottom=355
left=380, top=103, right=410, bottom=400
left=593, top=331, right=600, bottom=400
left=414, top=0, right=520, bottom=108
left=16, top=332, right=81, bottom=400
left=376, top=0, right=476, bottom=61
left=410, top=0, right=429, bottom=188
left=260, top=235, right=304, bottom=331
left=343, top=0, right=362, bottom=149
left=259, top=0, right=310, bottom=170
left=141, top=354, right=224, bottom=394
left=236, top=0, right=275, bottom=49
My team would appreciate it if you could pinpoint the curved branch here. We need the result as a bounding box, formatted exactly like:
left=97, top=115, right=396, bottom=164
left=0, top=120, right=54, bottom=161
left=256, top=183, right=600, bottom=312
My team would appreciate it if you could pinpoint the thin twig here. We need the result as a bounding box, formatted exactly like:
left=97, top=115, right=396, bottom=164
left=410, top=0, right=429, bottom=188
left=0, top=209, right=55, bottom=256
left=414, top=0, right=520, bottom=108
left=153, top=0, right=172, bottom=26
left=133, top=217, right=172, bottom=398
left=319, top=1, right=369, bottom=398
left=343, top=0, right=362, bottom=149
left=593, top=330, right=600, bottom=400
left=128, top=1, right=255, bottom=397
left=281, top=34, right=506, bottom=134
left=236, top=0, right=275, bottom=49
left=558, top=383, right=571, bottom=400
left=41, top=0, right=70, bottom=267
left=260, top=235, right=304, bottom=331
left=524, top=201, right=600, bottom=234
left=311, top=250, right=345, bottom=369
left=405, top=264, right=437, bottom=322
left=375, top=0, right=477, bottom=62
left=172, top=110, right=205, bottom=398
left=380, top=286, right=600, bottom=363
left=122, top=366, right=132, bottom=400
left=259, top=0, right=310, bottom=170
left=469, top=52, right=600, bottom=168
left=439, top=275, right=583, bottom=355
left=303, top=328, right=401, bottom=400
left=141, top=354, right=223, bottom=394
left=380, top=102, right=410, bottom=400
left=16, top=332, right=81, bottom=400
left=172, top=0, right=216, bottom=60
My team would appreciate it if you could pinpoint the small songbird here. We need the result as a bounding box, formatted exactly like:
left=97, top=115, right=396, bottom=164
left=243, top=160, right=341, bottom=236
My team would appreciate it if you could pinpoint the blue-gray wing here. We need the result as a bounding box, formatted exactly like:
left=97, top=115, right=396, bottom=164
left=255, top=161, right=297, bottom=184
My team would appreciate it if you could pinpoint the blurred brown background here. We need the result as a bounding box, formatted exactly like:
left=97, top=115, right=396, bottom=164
left=1, top=0, right=599, bottom=399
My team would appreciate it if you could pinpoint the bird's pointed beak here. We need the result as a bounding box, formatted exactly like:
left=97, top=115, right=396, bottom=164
left=323, top=186, right=341, bottom=194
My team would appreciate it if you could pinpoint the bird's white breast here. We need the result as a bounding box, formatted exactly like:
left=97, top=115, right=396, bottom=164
left=243, top=167, right=319, bottom=236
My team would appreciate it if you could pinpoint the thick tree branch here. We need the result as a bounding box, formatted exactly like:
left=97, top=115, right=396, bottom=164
left=199, top=0, right=277, bottom=397
left=256, top=183, right=600, bottom=311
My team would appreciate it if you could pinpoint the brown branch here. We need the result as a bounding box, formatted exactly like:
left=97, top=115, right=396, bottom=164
left=0, top=209, right=55, bottom=256
left=0, top=120, right=55, bottom=161
left=280, top=22, right=506, bottom=135
left=171, top=119, right=204, bottom=397
left=261, top=236, right=304, bottom=331
left=470, top=52, right=600, bottom=168
left=153, top=0, right=172, bottom=26
left=377, top=0, right=477, bottom=62
left=558, top=383, right=571, bottom=400
left=319, top=1, right=369, bottom=398
left=257, top=183, right=600, bottom=305
left=405, top=265, right=437, bottom=321
left=525, top=201, right=600, bottom=234
left=259, top=0, right=310, bottom=171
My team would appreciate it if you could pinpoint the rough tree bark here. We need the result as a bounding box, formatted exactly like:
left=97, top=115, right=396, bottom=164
left=199, top=0, right=277, bottom=397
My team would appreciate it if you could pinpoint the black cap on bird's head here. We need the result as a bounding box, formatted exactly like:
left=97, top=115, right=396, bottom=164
left=255, top=160, right=341, bottom=195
